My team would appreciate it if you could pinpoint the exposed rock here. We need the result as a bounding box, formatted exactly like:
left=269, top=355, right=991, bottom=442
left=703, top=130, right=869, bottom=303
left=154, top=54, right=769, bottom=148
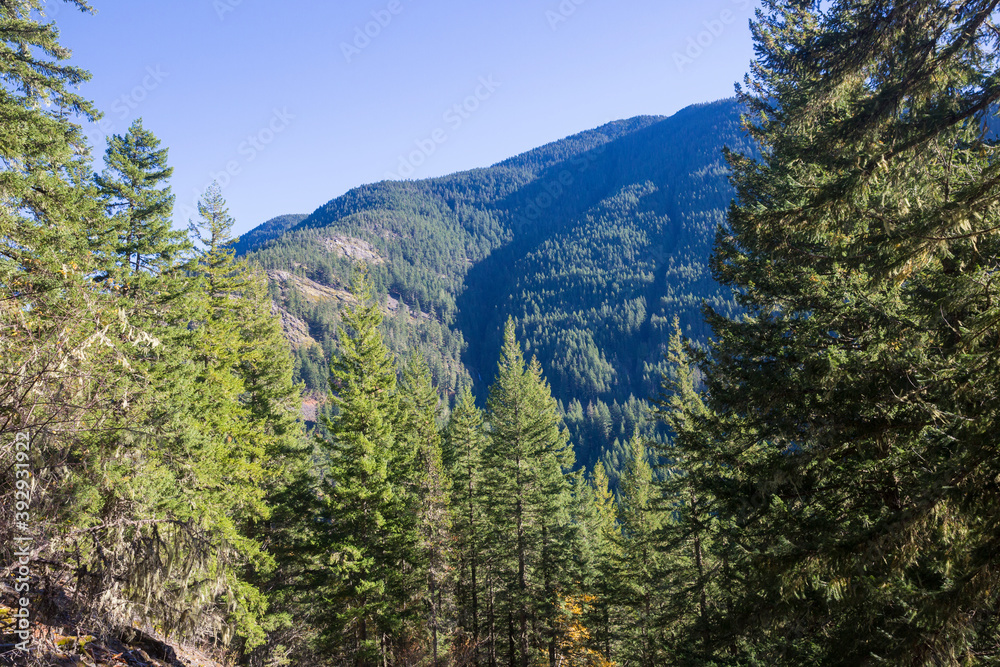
left=301, top=397, right=320, bottom=425
left=267, top=270, right=354, bottom=306
left=271, top=303, right=316, bottom=350
left=321, top=235, right=384, bottom=264
left=384, top=293, right=432, bottom=321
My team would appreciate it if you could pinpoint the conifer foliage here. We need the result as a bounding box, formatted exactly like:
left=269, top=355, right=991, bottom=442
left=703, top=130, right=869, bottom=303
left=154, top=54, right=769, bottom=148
left=313, top=272, right=416, bottom=664
left=700, top=0, right=1000, bottom=662
left=0, top=3, right=305, bottom=651
left=5, top=2, right=1000, bottom=666
left=94, top=118, right=187, bottom=294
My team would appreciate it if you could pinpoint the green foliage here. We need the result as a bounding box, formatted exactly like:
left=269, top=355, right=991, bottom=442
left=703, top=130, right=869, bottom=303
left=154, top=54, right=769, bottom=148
left=614, top=436, right=663, bottom=667
left=0, top=22, right=308, bottom=642
left=696, top=1, right=1000, bottom=663
left=480, top=319, right=578, bottom=666
left=310, top=273, right=423, bottom=663
left=230, top=213, right=308, bottom=257
left=243, top=103, right=750, bottom=468
left=93, top=118, right=188, bottom=295
left=399, top=354, right=452, bottom=663
left=0, top=0, right=110, bottom=449
left=444, top=387, right=489, bottom=661
left=14, top=3, right=1000, bottom=665
left=650, top=321, right=733, bottom=664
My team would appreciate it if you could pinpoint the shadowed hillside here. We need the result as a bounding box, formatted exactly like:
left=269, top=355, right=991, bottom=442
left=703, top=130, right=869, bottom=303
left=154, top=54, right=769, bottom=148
left=242, top=98, right=749, bottom=468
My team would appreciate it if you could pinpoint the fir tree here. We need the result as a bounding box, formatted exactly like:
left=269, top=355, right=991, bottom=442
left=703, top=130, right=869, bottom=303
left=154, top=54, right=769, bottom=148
left=589, top=463, right=621, bottom=660
left=93, top=118, right=188, bottom=295
left=399, top=354, right=452, bottom=665
left=572, top=462, right=621, bottom=663
left=444, top=388, right=489, bottom=663
left=616, top=436, right=661, bottom=667
left=482, top=319, right=575, bottom=667
left=0, top=0, right=147, bottom=643
left=704, top=1, right=1000, bottom=662
left=315, top=272, right=414, bottom=665
left=653, top=319, right=732, bottom=663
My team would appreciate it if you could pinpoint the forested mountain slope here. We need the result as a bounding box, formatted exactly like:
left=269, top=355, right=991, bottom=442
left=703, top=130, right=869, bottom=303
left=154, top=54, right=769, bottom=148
left=243, top=98, right=750, bottom=468
left=231, top=213, right=308, bottom=257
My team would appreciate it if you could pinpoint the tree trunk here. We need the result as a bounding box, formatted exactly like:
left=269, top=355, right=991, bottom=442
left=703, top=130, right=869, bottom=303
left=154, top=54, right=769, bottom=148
left=691, top=490, right=709, bottom=650
left=517, top=495, right=528, bottom=667
left=508, top=610, right=517, bottom=667
left=431, top=576, right=439, bottom=666
left=488, top=578, right=497, bottom=667
left=543, top=525, right=555, bottom=666
left=358, top=617, right=369, bottom=667
left=470, top=478, right=481, bottom=665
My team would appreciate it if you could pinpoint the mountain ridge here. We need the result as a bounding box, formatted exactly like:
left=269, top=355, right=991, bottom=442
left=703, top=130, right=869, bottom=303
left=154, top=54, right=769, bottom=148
left=241, top=98, right=748, bottom=467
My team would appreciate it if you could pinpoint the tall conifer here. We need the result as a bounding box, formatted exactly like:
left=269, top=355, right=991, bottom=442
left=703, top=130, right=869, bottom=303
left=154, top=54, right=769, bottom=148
left=316, top=272, right=412, bottom=665
left=482, top=319, right=575, bottom=667
left=400, top=354, right=452, bottom=665
left=445, top=388, right=489, bottom=663
left=616, top=436, right=661, bottom=667
left=93, top=118, right=188, bottom=295
left=704, top=1, right=1000, bottom=662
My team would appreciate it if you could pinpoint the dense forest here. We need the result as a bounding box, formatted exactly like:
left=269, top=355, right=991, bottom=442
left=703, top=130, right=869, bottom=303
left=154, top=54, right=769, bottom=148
left=3, top=1, right=1000, bottom=666
left=243, top=101, right=752, bottom=473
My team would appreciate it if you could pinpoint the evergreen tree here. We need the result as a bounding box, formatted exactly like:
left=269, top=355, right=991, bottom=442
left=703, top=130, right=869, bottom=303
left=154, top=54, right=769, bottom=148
left=576, top=462, right=621, bottom=663
left=0, top=0, right=147, bottom=644
left=400, top=354, right=452, bottom=665
left=0, top=0, right=104, bottom=449
left=653, top=319, right=732, bottom=663
left=615, top=436, right=661, bottom=667
left=315, top=272, right=416, bottom=665
left=526, top=356, right=579, bottom=667
left=444, top=388, right=489, bottom=664
left=35, top=179, right=304, bottom=650
left=703, top=1, right=1000, bottom=662
left=482, top=319, right=575, bottom=667
left=93, top=118, right=188, bottom=295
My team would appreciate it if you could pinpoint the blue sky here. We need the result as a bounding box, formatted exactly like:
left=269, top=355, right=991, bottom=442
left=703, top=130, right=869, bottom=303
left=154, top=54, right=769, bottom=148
left=50, top=0, right=758, bottom=236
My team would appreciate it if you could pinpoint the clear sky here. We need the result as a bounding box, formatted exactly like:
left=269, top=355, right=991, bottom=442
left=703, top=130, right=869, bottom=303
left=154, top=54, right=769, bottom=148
left=49, top=0, right=758, bottom=236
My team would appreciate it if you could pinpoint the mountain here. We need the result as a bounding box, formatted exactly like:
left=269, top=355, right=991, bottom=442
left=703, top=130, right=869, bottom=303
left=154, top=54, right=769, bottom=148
left=231, top=213, right=308, bottom=257
left=241, top=98, right=750, bottom=469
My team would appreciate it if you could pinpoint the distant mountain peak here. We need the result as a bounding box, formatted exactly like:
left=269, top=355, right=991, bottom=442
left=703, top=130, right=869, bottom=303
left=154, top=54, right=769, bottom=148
left=242, top=98, right=750, bottom=466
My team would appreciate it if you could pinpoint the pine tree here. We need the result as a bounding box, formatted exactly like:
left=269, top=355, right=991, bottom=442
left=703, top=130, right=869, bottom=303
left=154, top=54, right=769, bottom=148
left=444, top=388, right=489, bottom=663
left=482, top=319, right=575, bottom=667
left=616, top=436, right=661, bottom=667
left=314, top=272, right=415, bottom=665
left=399, top=354, right=452, bottom=665
left=93, top=118, right=188, bottom=295
left=703, top=1, right=1000, bottom=662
